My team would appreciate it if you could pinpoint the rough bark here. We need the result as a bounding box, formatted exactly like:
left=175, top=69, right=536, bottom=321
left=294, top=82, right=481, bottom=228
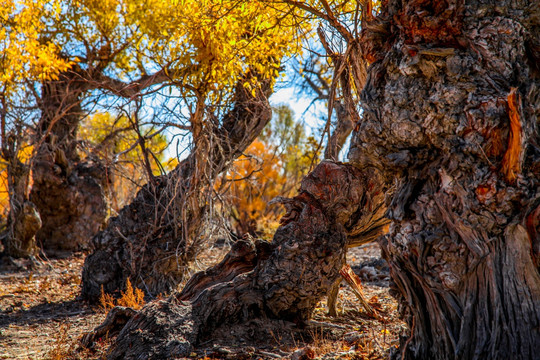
left=349, top=1, right=540, bottom=359
left=30, top=70, right=110, bottom=253
left=0, top=149, right=41, bottom=258
left=86, top=161, right=381, bottom=359
left=81, top=75, right=274, bottom=302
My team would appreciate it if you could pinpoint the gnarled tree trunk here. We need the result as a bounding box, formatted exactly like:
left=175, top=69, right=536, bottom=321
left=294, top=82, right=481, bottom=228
left=30, top=70, right=110, bottom=254
left=85, top=161, right=383, bottom=359
left=0, top=138, right=41, bottom=258
left=349, top=0, right=540, bottom=358
left=81, top=75, right=274, bottom=302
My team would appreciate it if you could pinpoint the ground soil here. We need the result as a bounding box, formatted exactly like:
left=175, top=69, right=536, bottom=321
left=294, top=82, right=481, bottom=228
left=0, top=243, right=405, bottom=359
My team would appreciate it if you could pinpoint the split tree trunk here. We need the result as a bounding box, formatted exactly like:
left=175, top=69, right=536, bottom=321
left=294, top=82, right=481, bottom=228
left=81, top=75, right=274, bottom=302
left=349, top=0, right=540, bottom=358
left=86, top=161, right=384, bottom=359
left=324, top=59, right=360, bottom=161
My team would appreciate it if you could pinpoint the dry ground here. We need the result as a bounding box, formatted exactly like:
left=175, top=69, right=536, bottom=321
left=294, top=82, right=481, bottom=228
left=0, top=243, right=406, bottom=359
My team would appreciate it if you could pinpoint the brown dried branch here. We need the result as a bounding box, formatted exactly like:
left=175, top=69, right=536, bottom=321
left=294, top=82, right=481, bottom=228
left=339, top=264, right=377, bottom=318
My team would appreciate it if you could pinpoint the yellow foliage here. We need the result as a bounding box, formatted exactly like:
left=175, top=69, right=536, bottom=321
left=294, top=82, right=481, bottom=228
left=0, top=0, right=72, bottom=96
left=2, top=0, right=306, bottom=115
left=80, top=112, right=167, bottom=165
left=129, top=0, right=303, bottom=97
left=99, top=286, right=115, bottom=312
left=0, top=168, right=8, bottom=220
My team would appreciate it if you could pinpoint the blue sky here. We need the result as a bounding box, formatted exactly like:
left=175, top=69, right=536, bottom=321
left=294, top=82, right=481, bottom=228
left=270, top=82, right=326, bottom=136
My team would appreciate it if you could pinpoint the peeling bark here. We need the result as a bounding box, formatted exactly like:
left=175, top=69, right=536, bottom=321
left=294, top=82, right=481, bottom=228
left=349, top=1, right=540, bottom=358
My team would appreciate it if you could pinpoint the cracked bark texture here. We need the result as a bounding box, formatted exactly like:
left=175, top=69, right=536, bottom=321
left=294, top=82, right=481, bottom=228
left=81, top=75, right=273, bottom=302
left=349, top=1, right=540, bottom=359
left=93, top=161, right=381, bottom=359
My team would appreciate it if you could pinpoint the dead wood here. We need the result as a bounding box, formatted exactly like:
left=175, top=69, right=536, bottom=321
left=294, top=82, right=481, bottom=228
left=80, top=306, right=137, bottom=348
left=339, top=264, right=377, bottom=318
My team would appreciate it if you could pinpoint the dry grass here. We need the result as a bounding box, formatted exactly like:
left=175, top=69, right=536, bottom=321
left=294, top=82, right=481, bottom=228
left=0, top=254, right=105, bottom=360
left=99, top=278, right=145, bottom=312
left=44, top=323, right=70, bottom=360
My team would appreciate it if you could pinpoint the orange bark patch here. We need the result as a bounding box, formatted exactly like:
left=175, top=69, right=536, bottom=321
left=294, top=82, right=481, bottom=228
left=475, top=185, right=490, bottom=196
left=501, top=88, right=523, bottom=184
left=475, top=182, right=496, bottom=203
left=362, top=0, right=373, bottom=22
left=484, top=127, right=506, bottom=159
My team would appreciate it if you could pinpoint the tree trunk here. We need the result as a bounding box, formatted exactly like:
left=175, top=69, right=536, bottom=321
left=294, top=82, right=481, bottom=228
left=1, top=99, right=41, bottom=258
left=81, top=75, right=274, bottom=302
left=349, top=0, right=540, bottom=359
left=85, top=161, right=382, bottom=359
left=1, top=143, right=41, bottom=258
left=30, top=70, right=110, bottom=254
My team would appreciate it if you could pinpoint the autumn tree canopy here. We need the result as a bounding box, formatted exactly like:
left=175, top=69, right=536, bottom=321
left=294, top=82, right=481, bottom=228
left=220, top=104, right=320, bottom=239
